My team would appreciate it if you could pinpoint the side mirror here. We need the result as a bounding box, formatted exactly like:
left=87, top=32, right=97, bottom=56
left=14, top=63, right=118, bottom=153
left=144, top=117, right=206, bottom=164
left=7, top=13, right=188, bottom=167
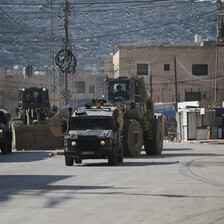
left=61, top=120, right=67, bottom=133
left=131, top=103, right=135, bottom=109
left=52, top=105, right=57, bottom=112
left=15, top=108, right=19, bottom=114
left=68, top=107, right=72, bottom=116
left=135, top=96, right=140, bottom=102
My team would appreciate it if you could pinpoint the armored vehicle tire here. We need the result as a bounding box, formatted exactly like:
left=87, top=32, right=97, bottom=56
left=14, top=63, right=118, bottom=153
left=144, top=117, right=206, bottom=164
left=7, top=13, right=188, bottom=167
left=1, top=143, right=8, bottom=154
left=65, top=156, right=74, bottom=166
left=117, top=144, right=123, bottom=163
left=144, top=119, right=163, bottom=155
left=108, top=147, right=117, bottom=165
left=123, top=119, right=143, bottom=157
left=75, top=157, right=82, bottom=164
left=7, top=131, right=12, bottom=153
left=7, top=142, right=12, bottom=153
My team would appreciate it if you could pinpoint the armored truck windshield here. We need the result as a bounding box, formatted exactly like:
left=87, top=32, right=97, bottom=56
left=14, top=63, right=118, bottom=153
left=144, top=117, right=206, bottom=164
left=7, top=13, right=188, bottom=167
left=71, top=116, right=113, bottom=130
left=0, top=111, right=7, bottom=124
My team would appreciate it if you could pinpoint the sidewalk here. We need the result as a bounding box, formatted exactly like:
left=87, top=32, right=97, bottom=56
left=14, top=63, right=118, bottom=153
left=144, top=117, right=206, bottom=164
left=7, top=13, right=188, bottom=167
left=164, top=139, right=224, bottom=145
left=188, top=139, right=224, bottom=145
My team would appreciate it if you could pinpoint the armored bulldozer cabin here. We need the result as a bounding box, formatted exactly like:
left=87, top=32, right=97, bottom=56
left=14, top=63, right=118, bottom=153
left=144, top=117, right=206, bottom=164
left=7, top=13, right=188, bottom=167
left=104, top=75, right=164, bottom=157
left=63, top=103, right=124, bottom=166
left=12, top=87, right=65, bottom=150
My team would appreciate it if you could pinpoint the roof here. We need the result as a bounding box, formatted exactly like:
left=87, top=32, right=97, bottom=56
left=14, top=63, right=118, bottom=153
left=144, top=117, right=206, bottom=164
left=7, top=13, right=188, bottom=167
left=72, top=106, right=117, bottom=117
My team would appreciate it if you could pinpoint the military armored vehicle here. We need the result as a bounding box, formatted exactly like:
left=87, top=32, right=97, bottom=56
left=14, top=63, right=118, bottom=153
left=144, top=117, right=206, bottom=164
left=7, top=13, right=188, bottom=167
left=63, top=103, right=124, bottom=166
left=104, top=75, right=164, bottom=157
left=12, top=87, right=65, bottom=150
left=0, top=109, right=12, bottom=154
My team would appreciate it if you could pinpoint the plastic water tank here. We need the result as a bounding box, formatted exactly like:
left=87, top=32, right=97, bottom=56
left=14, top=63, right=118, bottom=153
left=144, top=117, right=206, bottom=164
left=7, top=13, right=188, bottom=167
left=195, top=35, right=202, bottom=43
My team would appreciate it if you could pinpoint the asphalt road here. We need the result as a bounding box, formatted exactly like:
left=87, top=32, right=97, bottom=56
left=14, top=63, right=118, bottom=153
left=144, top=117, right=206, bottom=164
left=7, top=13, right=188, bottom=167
left=0, top=142, right=224, bottom=224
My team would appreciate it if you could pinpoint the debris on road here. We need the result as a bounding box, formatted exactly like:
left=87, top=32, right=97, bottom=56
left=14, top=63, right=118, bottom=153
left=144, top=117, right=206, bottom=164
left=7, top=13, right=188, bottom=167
left=50, top=150, right=64, bottom=156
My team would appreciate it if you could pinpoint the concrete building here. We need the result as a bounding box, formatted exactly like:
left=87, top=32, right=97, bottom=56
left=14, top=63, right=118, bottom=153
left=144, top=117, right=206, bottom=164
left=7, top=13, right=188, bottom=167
left=105, top=41, right=224, bottom=108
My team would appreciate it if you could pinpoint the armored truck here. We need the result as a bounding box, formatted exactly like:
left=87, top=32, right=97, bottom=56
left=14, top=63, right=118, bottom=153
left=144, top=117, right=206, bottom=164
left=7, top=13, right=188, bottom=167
left=63, top=104, right=123, bottom=166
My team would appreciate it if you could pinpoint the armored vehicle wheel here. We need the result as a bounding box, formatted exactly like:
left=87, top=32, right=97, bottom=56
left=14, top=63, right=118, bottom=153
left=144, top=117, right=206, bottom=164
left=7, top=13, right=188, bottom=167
left=108, top=147, right=117, bottom=165
left=1, top=143, right=8, bottom=154
left=117, top=144, right=123, bottom=163
left=65, top=156, right=74, bottom=166
left=123, top=120, right=143, bottom=157
left=144, top=119, right=163, bottom=155
left=7, top=142, right=12, bottom=153
left=75, top=157, right=82, bottom=164
left=7, top=131, right=12, bottom=153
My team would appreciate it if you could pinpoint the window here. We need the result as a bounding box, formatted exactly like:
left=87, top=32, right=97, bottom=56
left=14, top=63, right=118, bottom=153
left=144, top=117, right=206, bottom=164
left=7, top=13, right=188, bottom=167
left=164, top=64, right=170, bottom=71
left=89, top=85, right=95, bottom=94
left=192, top=64, right=208, bottom=76
left=137, top=64, right=148, bottom=75
left=75, top=81, right=85, bottom=94
left=185, top=92, right=201, bottom=101
left=108, top=80, right=130, bottom=101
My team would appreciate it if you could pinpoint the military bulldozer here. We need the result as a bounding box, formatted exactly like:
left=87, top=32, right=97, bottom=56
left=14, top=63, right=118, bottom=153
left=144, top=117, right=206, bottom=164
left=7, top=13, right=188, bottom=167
left=104, top=75, right=164, bottom=157
left=12, top=87, right=65, bottom=150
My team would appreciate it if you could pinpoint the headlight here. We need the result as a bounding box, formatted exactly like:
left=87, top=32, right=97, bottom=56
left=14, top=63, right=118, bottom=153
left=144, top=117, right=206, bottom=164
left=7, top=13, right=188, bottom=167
left=0, top=129, right=3, bottom=134
left=100, top=140, right=105, bottom=146
left=71, top=141, right=76, bottom=146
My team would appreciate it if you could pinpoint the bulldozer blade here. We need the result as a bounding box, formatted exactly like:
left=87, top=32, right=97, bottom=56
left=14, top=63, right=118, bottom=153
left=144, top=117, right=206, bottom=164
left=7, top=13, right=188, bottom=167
left=12, top=125, right=64, bottom=150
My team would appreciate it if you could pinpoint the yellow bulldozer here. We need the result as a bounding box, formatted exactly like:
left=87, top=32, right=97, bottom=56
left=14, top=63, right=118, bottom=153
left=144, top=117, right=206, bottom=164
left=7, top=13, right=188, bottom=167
left=11, top=87, right=66, bottom=150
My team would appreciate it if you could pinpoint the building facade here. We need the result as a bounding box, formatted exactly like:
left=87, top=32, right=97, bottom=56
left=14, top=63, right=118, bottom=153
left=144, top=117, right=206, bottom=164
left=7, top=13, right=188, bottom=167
left=105, top=42, right=224, bottom=107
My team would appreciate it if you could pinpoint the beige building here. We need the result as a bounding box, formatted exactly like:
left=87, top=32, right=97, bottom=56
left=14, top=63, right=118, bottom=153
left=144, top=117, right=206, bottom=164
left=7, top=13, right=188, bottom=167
left=105, top=42, right=224, bottom=107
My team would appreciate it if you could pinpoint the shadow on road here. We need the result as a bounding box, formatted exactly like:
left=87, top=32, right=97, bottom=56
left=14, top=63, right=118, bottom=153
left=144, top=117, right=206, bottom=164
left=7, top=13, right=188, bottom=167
left=79, top=151, right=221, bottom=167
left=0, top=151, right=50, bottom=163
left=0, top=175, right=118, bottom=206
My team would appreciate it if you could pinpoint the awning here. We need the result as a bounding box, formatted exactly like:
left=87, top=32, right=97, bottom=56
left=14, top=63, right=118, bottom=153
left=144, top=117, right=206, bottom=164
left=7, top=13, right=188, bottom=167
left=155, top=110, right=176, bottom=115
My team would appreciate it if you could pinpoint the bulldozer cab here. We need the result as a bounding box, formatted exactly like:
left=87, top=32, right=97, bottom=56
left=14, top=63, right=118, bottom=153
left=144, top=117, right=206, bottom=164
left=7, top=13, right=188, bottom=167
left=108, top=79, right=130, bottom=101
left=106, top=76, right=147, bottom=106
left=105, top=76, right=154, bottom=121
left=18, top=87, right=50, bottom=110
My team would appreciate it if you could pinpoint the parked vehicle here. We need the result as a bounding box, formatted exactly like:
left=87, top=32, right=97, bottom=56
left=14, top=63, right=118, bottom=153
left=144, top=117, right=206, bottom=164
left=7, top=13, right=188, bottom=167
left=0, top=109, right=12, bottom=154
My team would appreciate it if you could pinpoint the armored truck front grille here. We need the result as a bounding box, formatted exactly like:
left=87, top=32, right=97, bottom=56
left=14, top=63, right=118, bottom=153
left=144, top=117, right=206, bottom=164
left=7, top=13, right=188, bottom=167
left=77, top=137, right=99, bottom=151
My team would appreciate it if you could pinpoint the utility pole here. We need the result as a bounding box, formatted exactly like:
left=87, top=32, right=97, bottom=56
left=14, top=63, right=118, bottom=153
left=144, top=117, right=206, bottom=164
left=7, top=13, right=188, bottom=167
left=54, top=0, right=75, bottom=106
left=174, top=56, right=178, bottom=112
left=174, top=56, right=182, bottom=140
left=215, top=0, right=224, bottom=106
left=49, top=0, right=53, bottom=75
left=150, top=71, right=153, bottom=99
left=64, top=0, right=69, bottom=105
left=50, top=0, right=56, bottom=99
